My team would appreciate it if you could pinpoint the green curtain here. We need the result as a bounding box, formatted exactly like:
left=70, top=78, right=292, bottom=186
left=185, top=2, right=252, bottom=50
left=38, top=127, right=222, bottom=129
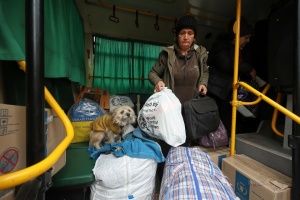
left=0, top=1, right=25, bottom=60
left=132, top=42, right=162, bottom=93
left=93, top=37, right=133, bottom=95
left=93, top=36, right=163, bottom=95
left=0, top=0, right=86, bottom=85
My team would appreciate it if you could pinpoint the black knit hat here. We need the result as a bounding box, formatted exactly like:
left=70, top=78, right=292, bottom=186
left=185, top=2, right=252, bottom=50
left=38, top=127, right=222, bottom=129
left=176, top=15, right=198, bottom=36
left=228, top=16, right=253, bottom=38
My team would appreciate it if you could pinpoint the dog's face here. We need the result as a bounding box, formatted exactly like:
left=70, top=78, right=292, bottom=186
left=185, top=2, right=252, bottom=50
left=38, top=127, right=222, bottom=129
left=110, top=106, right=136, bottom=127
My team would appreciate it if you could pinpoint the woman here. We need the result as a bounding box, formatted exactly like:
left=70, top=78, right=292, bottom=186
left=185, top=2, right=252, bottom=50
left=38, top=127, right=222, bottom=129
left=148, top=15, right=210, bottom=192
left=148, top=15, right=209, bottom=105
left=148, top=15, right=209, bottom=151
left=207, top=16, right=259, bottom=135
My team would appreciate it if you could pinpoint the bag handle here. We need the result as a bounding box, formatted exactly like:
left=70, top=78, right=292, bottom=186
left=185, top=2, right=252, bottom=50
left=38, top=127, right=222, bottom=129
left=194, top=91, right=206, bottom=99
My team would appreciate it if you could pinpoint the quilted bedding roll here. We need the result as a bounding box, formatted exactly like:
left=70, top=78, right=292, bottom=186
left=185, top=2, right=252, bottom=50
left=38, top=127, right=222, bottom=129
left=159, top=147, right=239, bottom=200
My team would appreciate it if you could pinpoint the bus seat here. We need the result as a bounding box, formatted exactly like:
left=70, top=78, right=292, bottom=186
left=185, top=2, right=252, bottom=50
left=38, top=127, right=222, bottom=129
left=268, top=4, right=294, bottom=95
left=45, top=142, right=95, bottom=199
left=50, top=142, right=95, bottom=189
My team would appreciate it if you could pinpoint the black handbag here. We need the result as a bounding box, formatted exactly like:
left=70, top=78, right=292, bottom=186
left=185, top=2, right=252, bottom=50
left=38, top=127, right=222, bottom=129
left=183, top=94, right=220, bottom=140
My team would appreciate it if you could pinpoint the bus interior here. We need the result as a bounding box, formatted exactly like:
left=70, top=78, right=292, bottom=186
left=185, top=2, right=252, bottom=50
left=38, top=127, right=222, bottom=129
left=0, top=0, right=299, bottom=199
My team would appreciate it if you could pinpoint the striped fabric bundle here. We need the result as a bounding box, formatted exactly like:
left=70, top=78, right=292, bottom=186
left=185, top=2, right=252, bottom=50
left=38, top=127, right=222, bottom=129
left=159, top=147, right=239, bottom=200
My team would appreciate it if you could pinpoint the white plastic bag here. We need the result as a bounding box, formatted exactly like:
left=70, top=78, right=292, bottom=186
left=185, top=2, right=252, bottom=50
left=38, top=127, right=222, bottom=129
left=137, top=87, right=186, bottom=147
left=90, top=154, right=157, bottom=200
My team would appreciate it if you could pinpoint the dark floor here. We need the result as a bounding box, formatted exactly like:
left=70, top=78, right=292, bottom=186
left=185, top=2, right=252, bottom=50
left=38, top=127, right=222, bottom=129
left=45, top=187, right=159, bottom=200
left=45, top=188, right=90, bottom=200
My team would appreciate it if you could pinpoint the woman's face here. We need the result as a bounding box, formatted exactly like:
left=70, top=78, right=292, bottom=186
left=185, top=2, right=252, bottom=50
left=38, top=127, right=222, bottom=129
left=177, top=28, right=195, bottom=51
left=239, top=34, right=251, bottom=49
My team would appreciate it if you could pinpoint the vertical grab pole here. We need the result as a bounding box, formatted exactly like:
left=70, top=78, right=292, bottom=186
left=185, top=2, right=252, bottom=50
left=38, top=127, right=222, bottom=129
left=230, top=0, right=241, bottom=156
left=25, top=0, right=45, bottom=199
left=26, top=0, right=45, bottom=168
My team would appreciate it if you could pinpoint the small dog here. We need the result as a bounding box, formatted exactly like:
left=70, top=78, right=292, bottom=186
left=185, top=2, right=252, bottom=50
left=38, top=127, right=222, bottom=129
left=89, top=106, right=136, bottom=149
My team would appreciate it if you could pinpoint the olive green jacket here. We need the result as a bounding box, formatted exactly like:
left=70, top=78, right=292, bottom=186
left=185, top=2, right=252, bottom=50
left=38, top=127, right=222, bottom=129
left=148, top=44, right=209, bottom=92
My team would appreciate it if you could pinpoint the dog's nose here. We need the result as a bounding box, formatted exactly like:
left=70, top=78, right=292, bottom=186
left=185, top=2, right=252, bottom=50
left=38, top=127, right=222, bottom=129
left=126, top=113, right=130, bottom=117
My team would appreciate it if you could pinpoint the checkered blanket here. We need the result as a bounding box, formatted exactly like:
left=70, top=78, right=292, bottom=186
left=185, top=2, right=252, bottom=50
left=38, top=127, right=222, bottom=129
left=159, top=147, right=239, bottom=200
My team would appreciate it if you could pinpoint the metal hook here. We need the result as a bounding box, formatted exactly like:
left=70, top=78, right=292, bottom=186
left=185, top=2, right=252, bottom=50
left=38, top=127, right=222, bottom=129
left=135, top=10, right=139, bottom=28
left=172, top=18, right=177, bottom=33
left=154, top=14, right=159, bottom=31
left=109, top=5, right=119, bottom=23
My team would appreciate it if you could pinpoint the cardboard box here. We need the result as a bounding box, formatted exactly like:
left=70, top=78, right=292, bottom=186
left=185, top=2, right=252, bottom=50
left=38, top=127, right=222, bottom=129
left=196, top=146, right=230, bottom=169
left=222, top=154, right=291, bottom=200
left=45, top=109, right=67, bottom=175
left=0, top=188, right=14, bottom=200
left=75, top=87, right=110, bottom=111
left=0, top=104, right=66, bottom=178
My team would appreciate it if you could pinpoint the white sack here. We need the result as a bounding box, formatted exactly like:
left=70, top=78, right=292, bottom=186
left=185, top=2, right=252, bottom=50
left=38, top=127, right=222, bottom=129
left=137, top=87, right=186, bottom=147
left=90, top=154, right=157, bottom=200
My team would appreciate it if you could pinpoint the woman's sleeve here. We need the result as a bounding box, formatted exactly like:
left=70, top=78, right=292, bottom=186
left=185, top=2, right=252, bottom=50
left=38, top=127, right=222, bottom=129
left=148, top=51, right=167, bottom=86
left=199, top=51, right=209, bottom=86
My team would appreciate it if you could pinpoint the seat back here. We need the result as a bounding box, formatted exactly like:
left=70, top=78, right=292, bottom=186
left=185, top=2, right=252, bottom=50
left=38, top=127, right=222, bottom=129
left=268, top=5, right=294, bottom=94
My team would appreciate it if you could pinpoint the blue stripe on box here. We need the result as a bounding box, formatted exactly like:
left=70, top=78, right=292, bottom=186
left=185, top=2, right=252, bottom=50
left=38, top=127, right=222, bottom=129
left=235, top=171, right=250, bottom=200
left=218, top=154, right=227, bottom=169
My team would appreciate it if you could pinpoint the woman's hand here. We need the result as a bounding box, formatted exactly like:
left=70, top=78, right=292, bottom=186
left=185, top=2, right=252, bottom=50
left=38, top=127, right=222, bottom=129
left=198, top=84, right=207, bottom=95
left=154, top=80, right=165, bottom=92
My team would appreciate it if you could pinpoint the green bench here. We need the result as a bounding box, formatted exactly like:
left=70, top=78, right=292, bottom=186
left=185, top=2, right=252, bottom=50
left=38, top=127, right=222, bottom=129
left=50, top=142, right=95, bottom=198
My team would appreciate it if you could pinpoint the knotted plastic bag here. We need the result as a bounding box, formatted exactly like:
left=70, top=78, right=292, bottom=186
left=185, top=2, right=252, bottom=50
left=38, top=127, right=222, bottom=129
left=137, top=88, right=186, bottom=147
left=67, top=98, right=106, bottom=143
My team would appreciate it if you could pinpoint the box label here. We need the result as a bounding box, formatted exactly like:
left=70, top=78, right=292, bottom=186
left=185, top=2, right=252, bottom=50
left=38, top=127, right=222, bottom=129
left=0, top=148, right=19, bottom=174
left=235, top=171, right=250, bottom=200
left=0, top=108, right=9, bottom=136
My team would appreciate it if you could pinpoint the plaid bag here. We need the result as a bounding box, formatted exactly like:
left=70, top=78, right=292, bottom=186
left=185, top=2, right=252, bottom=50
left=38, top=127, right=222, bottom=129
left=159, top=147, right=238, bottom=200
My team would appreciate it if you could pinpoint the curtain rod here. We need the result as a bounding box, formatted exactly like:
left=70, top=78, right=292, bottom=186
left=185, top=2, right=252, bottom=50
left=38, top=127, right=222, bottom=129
left=88, top=74, right=149, bottom=80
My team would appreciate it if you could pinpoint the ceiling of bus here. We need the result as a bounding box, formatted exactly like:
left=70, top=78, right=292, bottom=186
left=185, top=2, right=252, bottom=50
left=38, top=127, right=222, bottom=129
left=74, top=0, right=282, bottom=46
left=77, top=0, right=274, bottom=30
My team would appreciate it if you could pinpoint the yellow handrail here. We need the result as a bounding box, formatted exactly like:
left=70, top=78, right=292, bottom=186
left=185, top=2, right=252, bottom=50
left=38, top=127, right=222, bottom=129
left=238, top=81, right=300, bottom=124
left=233, top=82, right=284, bottom=137
left=234, top=83, right=271, bottom=106
left=0, top=61, right=74, bottom=190
left=271, top=92, right=284, bottom=137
